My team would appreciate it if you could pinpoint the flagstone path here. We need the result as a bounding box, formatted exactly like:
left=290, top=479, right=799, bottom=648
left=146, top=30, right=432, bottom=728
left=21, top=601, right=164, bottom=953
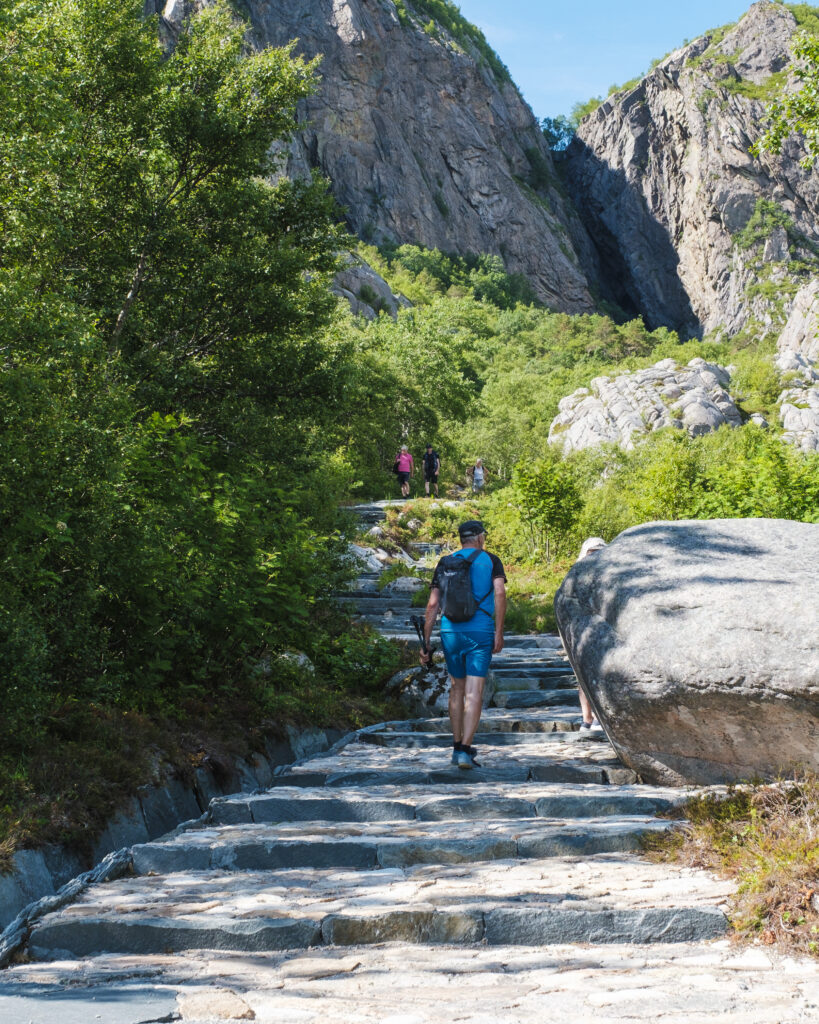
left=2, top=501, right=819, bottom=1023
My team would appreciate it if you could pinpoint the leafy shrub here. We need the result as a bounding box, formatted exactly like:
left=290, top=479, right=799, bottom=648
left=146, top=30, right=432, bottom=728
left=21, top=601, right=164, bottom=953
left=734, top=198, right=794, bottom=249
left=0, top=0, right=361, bottom=758
left=512, top=455, right=583, bottom=561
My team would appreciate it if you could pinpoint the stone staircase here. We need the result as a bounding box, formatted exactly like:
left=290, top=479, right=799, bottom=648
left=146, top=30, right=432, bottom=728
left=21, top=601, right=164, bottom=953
left=3, top=501, right=818, bottom=1022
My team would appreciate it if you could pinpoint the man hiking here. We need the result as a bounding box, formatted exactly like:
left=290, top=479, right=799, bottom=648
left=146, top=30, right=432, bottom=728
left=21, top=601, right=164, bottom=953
left=419, top=520, right=506, bottom=769
left=422, top=443, right=441, bottom=498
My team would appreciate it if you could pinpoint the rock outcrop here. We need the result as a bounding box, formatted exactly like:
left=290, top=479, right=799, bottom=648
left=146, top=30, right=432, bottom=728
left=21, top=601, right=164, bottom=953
left=155, top=0, right=598, bottom=313
left=554, top=518, right=819, bottom=786
left=549, top=357, right=742, bottom=452
left=566, top=1, right=819, bottom=338
left=776, top=278, right=819, bottom=450
left=332, top=252, right=410, bottom=319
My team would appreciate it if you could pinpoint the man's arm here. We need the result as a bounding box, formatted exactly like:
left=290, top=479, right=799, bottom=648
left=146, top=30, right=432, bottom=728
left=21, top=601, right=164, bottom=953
left=420, top=586, right=440, bottom=663
left=492, top=576, right=506, bottom=655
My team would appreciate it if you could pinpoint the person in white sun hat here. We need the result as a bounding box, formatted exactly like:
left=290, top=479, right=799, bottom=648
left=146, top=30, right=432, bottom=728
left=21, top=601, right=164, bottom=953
left=576, top=537, right=607, bottom=734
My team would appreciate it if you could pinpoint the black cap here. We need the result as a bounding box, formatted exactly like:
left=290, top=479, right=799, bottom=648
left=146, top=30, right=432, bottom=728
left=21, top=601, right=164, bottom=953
left=425, top=443, right=432, bottom=448
left=458, top=519, right=485, bottom=539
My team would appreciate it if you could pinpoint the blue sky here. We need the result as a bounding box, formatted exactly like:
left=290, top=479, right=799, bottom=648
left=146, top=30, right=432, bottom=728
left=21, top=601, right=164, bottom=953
left=455, top=0, right=758, bottom=119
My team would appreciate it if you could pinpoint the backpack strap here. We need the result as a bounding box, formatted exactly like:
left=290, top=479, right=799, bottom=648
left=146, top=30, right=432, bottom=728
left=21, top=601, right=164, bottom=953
left=464, top=549, right=494, bottom=618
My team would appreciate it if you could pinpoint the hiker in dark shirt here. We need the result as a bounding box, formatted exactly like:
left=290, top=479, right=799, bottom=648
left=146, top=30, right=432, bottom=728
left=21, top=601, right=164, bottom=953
left=422, top=443, right=441, bottom=498
left=419, top=520, right=506, bottom=770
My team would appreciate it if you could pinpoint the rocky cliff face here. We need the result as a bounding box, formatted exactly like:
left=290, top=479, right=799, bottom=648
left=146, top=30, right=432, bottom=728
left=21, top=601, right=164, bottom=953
left=156, top=0, right=597, bottom=313
left=566, top=1, right=819, bottom=338
left=776, top=279, right=819, bottom=450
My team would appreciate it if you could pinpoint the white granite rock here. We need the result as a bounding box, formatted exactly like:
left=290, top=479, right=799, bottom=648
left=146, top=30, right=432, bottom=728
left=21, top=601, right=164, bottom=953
left=776, top=305, right=819, bottom=450
left=549, top=358, right=741, bottom=452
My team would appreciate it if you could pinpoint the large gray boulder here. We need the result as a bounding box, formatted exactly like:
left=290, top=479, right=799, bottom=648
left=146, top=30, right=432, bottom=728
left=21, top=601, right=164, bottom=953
left=554, top=519, right=819, bottom=785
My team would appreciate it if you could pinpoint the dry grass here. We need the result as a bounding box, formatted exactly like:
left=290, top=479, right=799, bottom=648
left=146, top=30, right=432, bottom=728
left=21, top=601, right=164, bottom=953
left=645, top=774, right=819, bottom=957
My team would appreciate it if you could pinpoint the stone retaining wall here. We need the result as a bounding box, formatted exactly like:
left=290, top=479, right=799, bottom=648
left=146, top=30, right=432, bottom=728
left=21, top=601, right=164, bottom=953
left=0, top=724, right=344, bottom=929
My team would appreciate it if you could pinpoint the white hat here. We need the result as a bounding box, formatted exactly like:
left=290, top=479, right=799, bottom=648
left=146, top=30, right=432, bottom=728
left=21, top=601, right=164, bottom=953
left=578, top=537, right=607, bottom=560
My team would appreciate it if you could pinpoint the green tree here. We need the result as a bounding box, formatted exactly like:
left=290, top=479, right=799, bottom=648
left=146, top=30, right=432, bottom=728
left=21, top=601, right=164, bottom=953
left=512, top=454, right=583, bottom=561
left=541, top=115, right=574, bottom=151
left=755, top=30, right=819, bottom=164
left=0, top=0, right=348, bottom=748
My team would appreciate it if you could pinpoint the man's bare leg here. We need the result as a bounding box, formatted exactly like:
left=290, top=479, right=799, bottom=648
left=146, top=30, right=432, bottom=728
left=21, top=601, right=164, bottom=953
left=448, top=676, right=466, bottom=743
left=462, top=675, right=485, bottom=746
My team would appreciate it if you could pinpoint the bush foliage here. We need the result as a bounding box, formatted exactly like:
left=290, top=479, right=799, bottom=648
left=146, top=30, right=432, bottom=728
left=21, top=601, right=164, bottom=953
left=0, top=0, right=390, bottom=765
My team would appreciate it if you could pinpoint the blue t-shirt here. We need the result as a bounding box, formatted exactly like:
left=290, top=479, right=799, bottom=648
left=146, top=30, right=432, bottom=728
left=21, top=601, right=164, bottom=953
left=432, top=548, right=506, bottom=635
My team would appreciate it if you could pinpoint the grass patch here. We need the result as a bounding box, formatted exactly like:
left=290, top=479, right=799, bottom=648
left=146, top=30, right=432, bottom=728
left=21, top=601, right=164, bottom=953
left=503, top=562, right=565, bottom=634
left=788, top=4, right=819, bottom=36
left=644, top=774, right=819, bottom=957
left=723, top=69, right=788, bottom=101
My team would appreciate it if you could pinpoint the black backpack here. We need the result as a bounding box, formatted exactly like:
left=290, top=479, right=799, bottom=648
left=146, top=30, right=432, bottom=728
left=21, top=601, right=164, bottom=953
left=436, top=549, right=492, bottom=622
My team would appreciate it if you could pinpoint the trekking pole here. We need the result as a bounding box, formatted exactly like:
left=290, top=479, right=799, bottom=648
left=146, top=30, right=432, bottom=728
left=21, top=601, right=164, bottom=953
left=410, top=614, right=435, bottom=664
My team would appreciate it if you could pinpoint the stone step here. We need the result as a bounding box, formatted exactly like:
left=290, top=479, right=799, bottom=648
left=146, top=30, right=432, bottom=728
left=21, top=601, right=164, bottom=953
left=128, top=816, right=674, bottom=875
left=209, top=783, right=684, bottom=826
left=337, top=597, right=418, bottom=613
left=272, top=735, right=634, bottom=786
left=493, top=676, right=577, bottom=692
left=490, top=666, right=574, bottom=678
left=493, top=689, right=581, bottom=708
left=261, top=762, right=636, bottom=788
left=368, top=631, right=557, bottom=649
left=357, top=731, right=603, bottom=749
left=29, top=903, right=727, bottom=958
left=383, top=708, right=582, bottom=733
left=26, top=851, right=733, bottom=961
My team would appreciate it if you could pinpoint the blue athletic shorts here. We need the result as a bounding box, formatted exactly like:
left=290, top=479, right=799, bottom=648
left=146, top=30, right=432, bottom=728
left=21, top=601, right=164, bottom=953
left=441, top=631, right=493, bottom=678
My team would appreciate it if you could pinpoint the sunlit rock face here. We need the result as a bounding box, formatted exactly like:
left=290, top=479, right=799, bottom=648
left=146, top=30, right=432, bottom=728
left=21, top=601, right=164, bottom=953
left=565, top=1, right=819, bottom=338
left=157, top=0, right=598, bottom=313
left=776, top=279, right=819, bottom=452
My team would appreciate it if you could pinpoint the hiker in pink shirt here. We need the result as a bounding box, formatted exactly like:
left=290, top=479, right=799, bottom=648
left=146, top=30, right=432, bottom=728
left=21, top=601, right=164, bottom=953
left=394, top=445, right=414, bottom=498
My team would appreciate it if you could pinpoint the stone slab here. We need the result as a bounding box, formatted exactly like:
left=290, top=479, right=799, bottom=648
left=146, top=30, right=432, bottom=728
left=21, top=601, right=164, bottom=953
left=494, top=689, right=581, bottom=709
left=210, top=781, right=686, bottom=826
left=357, top=731, right=597, bottom=749
left=483, top=906, right=728, bottom=945
left=322, top=909, right=484, bottom=945
left=0, top=850, right=55, bottom=929
left=8, top=942, right=819, bottom=1024
left=27, top=851, right=732, bottom=927
left=27, top=903, right=726, bottom=959
left=91, top=797, right=149, bottom=864
left=0, top=988, right=177, bottom=1024
left=30, top=914, right=321, bottom=958
left=115, top=815, right=679, bottom=880
left=138, top=779, right=201, bottom=841
left=493, top=676, right=577, bottom=691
